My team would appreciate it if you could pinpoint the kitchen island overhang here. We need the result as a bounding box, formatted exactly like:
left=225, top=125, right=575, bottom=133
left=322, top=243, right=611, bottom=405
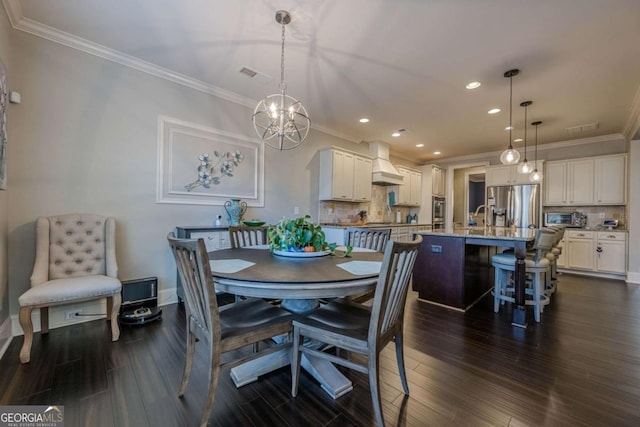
left=411, top=227, right=535, bottom=317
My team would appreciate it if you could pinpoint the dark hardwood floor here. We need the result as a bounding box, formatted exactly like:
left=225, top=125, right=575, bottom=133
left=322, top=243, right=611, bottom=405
left=1, top=273, right=639, bottom=426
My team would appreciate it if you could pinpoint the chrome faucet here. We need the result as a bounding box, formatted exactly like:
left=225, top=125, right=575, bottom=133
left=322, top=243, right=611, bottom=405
left=473, top=204, right=493, bottom=226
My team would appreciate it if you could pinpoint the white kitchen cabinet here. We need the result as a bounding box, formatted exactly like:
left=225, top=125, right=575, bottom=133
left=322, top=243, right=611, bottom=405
left=567, top=159, right=594, bottom=205
left=566, top=230, right=595, bottom=271
left=319, top=148, right=373, bottom=202
left=596, top=232, right=627, bottom=274
left=486, top=161, right=544, bottom=187
left=544, top=154, right=626, bottom=206
left=561, top=229, right=627, bottom=276
left=432, top=166, right=446, bottom=196
left=353, top=155, right=373, bottom=202
left=594, top=155, right=626, bottom=205
left=395, top=167, right=422, bottom=206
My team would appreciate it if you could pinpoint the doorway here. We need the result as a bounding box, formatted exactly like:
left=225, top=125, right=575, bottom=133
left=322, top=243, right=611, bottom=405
left=450, top=165, right=487, bottom=227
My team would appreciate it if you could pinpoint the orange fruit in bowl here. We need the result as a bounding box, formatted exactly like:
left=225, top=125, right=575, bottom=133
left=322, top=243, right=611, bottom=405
left=303, top=246, right=315, bottom=252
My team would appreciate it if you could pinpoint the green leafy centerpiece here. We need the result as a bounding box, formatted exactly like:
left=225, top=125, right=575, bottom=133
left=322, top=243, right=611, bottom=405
left=267, top=215, right=352, bottom=257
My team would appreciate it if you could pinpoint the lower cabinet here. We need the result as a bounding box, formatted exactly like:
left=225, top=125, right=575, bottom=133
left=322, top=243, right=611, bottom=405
left=562, top=229, right=627, bottom=276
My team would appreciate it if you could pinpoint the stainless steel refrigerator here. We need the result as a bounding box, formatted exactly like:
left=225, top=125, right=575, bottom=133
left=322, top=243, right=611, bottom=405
left=486, top=184, right=541, bottom=228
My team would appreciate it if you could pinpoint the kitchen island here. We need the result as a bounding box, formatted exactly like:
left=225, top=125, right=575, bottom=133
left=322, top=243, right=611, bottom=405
left=412, top=227, right=536, bottom=322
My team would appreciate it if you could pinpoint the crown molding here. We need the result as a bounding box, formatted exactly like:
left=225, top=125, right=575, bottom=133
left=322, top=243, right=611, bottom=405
left=434, top=133, right=626, bottom=165
left=623, top=83, right=640, bottom=141
left=2, top=0, right=360, bottom=145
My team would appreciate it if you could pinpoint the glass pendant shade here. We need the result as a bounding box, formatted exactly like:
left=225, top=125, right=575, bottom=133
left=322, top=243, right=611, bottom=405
left=529, top=168, right=543, bottom=182
left=500, top=69, right=520, bottom=165
left=500, top=148, right=520, bottom=165
left=252, top=10, right=310, bottom=150
left=517, top=160, right=532, bottom=174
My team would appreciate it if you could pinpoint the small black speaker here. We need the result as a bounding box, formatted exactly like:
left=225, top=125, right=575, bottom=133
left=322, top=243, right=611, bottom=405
left=119, top=277, right=162, bottom=325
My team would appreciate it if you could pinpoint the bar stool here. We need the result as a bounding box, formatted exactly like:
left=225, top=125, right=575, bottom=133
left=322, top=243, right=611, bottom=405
left=544, top=226, right=565, bottom=295
left=492, top=228, right=556, bottom=322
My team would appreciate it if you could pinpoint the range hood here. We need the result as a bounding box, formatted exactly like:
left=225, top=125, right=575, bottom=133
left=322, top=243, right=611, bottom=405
left=369, top=141, right=404, bottom=185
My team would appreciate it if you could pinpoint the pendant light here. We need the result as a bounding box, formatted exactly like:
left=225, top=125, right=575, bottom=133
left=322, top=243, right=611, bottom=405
left=517, top=101, right=532, bottom=174
left=499, top=69, right=521, bottom=165
left=252, top=10, right=310, bottom=150
left=529, top=121, right=543, bottom=182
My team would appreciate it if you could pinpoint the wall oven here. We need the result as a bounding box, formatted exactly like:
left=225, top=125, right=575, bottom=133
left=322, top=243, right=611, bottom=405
left=432, top=196, right=445, bottom=229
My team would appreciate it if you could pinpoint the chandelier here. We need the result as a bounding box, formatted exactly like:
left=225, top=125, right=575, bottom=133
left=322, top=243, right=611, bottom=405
left=252, top=10, right=310, bottom=150
left=499, top=69, right=521, bottom=165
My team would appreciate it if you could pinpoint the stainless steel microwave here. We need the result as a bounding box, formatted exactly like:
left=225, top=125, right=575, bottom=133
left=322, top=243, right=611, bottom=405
left=544, top=212, right=586, bottom=227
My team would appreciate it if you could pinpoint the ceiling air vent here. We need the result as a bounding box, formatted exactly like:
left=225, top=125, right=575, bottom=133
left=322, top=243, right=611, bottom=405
left=566, top=122, right=599, bottom=134
left=239, top=66, right=272, bottom=84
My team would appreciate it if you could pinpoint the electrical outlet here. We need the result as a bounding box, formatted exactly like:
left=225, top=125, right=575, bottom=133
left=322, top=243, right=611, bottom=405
left=65, top=309, right=83, bottom=320
left=598, top=212, right=605, bottom=219
left=294, top=206, right=300, bottom=215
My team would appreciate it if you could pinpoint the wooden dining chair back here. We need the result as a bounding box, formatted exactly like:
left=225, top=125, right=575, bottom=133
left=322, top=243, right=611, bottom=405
left=291, top=235, right=422, bottom=427
left=167, top=232, right=293, bottom=427
left=344, top=227, right=391, bottom=252
left=229, top=225, right=269, bottom=248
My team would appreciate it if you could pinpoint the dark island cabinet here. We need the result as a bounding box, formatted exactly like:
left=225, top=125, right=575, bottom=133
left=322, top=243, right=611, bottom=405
left=412, top=234, right=495, bottom=311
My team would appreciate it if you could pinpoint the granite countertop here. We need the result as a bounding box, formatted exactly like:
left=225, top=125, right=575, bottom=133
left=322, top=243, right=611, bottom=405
left=416, top=226, right=536, bottom=241
left=321, top=223, right=432, bottom=228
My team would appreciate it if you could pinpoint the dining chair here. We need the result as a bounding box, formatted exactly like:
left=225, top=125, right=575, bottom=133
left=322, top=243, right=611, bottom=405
left=291, top=236, right=422, bottom=427
left=167, top=233, right=293, bottom=427
left=344, top=227, right=392, bottom=304
left=229, top=225, right=269, bottom=248
left=344, top=227, right=391, bottom=252
left=18, top=214, right=122, bottom=363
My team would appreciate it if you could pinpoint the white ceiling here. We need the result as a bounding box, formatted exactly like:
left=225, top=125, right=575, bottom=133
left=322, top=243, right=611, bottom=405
left=5, top=0, right=640, bottom=162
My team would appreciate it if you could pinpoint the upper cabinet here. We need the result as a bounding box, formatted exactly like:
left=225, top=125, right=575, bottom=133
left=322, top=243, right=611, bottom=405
left=543, top=154, right=626, bottom=206
left=353, top=155, right=373, bottom=202
left=432, top=166, right=446, bottom=197
left=319, top=148, right=372, bottom=202
left=395, top=167, right=422, bottom=206
left=594, top=155, right=626, bottom=205
left=485, top=161, right=544, bottom=187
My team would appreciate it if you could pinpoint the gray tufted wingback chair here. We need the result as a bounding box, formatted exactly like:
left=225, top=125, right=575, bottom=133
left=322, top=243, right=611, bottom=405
left=18, top=214, right=122, bottom=363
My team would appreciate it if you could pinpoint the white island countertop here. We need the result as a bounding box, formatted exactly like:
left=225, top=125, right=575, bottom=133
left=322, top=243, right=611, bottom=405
left=416, top=226, right=536, bottom=241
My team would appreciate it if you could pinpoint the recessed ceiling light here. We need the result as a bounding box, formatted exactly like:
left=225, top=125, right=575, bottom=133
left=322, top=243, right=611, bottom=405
left=416, top=144, right=424, bottom=148
left=488, top=108, right=501, bottom=114
left=514, top=138, right=523, bottom=142
left=466, top=81, right=481, bottom=89
left=505, top=126, right=514, bottom=131
left=433, top=151, right=441, bottom=155
left=392, top=132, right=401, bottom=137
left=359, top=118, right=370, bottom=123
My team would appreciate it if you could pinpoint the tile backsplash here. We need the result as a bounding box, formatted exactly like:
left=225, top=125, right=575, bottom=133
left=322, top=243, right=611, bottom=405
left=543, top=205, right=627, bottom=229
left=318, top=186, right=417, bottom=224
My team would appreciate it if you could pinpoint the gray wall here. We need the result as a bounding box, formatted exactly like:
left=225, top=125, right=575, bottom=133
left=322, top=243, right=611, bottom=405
left=0, top=5, right=12, bottom=335
left=6, top=28, right=371, bottom=316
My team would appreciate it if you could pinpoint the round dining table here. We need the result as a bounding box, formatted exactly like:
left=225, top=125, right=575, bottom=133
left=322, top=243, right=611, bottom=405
left=209, top=245, right=384, bottom=399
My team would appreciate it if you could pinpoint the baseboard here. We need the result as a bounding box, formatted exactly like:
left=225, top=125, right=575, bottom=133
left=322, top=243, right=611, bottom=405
left=0, top=316, right=12, bottom=360
left=10, top=287, right=179, bottom=337
left=159, top=287, right=178, bottom=306
left=557, top=268, right=626, bottom=281
left=11, top=300, right=107, bottom=336
left=626, top=271, right=640, bottom=284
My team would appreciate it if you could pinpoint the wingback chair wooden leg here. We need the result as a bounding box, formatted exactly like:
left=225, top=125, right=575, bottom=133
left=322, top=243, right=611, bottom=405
left=109, top=293, right=121, bottom=341
left=19, top=307, right=34, bottom=364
